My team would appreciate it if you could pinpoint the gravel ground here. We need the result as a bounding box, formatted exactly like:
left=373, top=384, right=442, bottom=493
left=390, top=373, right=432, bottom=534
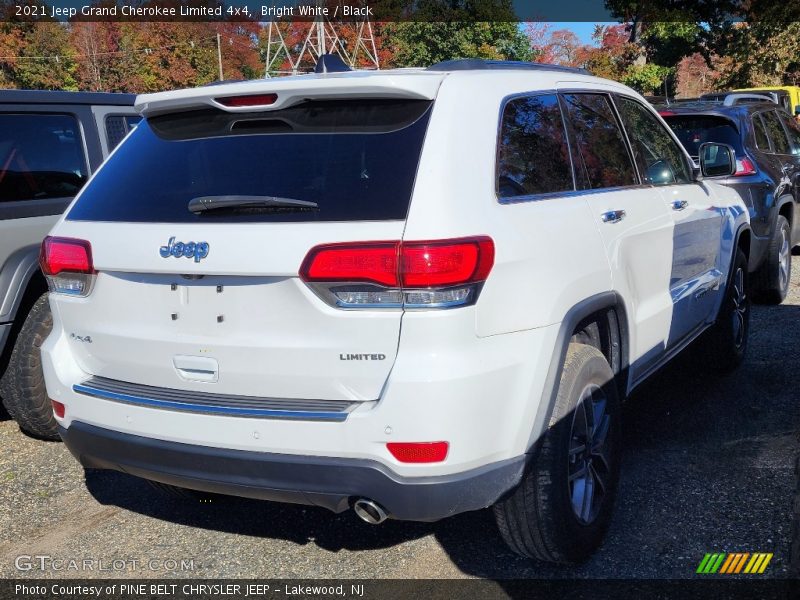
left=1, top=269, right=799, bottom=580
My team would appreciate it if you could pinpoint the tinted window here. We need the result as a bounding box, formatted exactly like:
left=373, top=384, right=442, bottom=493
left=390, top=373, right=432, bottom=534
left=496, top=94, right=573, bottom=197
left=777, top=111, right=800, bottom=154
left=663, top=115, right=744, bottom=157
left=68, top=100, right=432, bottom=223
left=0, top=114, right=88, bottom=202
left=753, top=114, right=770, bottom=151
left=761, top=110, right=791, bottom=154
left=615, top=97, right=691, bottom=185
left=562, top=93, right=637, bottom=189
left=105, top=114, right=142, bottom=151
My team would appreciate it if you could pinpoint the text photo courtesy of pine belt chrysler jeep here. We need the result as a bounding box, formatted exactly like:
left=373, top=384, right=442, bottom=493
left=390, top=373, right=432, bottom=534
left=0, top=90, right=138, bottom=440
left=39, top=59, right=751, bottom=563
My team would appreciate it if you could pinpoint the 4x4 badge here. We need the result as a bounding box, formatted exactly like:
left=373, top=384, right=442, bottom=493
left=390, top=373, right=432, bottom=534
left=159, top=237, right=209, bottom=263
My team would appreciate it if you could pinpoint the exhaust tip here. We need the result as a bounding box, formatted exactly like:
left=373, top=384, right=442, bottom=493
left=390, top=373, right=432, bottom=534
left=353, top=498, right=388, bottom=525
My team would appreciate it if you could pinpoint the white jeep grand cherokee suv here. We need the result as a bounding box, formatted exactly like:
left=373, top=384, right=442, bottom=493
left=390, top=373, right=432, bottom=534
left=40, top=59, right=751, bottom=563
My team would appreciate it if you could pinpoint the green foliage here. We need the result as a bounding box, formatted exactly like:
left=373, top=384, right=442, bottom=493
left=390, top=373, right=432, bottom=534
left=621, top=63, right=672, bottom=94
left=387, top=21, right=532, bottom=67
left=15, top=22, right=78, bottom=90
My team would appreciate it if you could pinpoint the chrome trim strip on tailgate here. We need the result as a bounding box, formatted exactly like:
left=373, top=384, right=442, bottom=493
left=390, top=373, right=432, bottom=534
left=73, top=376, right=359, bottom=422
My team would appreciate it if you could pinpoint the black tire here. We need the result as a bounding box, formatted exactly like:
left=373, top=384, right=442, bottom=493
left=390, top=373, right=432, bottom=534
left=753, top=215, right=791, bottom=304
left=704, top=247, right=750, bottom=373
left=0, top=294, right=59, bottom=440
left=493, top=343, right=621, bottom=564
left=146, top=480, right=217, bottom=502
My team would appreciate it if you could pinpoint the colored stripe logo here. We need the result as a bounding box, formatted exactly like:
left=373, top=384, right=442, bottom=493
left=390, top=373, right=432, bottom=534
left=696, top=552, right=773, bottom=574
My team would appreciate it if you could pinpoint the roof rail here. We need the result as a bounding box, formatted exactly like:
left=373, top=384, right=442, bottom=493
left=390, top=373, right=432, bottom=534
left=426, top=59, right=590, bottom=75
left=722, top=92, right=777, bottom=106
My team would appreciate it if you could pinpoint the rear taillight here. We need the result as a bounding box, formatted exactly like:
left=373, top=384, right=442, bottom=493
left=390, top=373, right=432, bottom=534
left=734, top=156, right=757, bottom=177
left=40, top=236, right=96, bottom=297
left=300, top=237, right=494, bottom=309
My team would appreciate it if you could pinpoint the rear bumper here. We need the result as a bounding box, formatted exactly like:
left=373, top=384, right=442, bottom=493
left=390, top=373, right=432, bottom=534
left=59, top=421, right=526, bottom=522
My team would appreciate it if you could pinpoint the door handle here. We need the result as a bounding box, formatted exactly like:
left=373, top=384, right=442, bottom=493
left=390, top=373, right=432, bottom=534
left=672, top=200, right=689, bottom=211
left=601, top=210, right=626, bottom=224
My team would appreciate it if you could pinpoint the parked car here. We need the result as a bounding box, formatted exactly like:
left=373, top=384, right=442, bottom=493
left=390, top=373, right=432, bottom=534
left=0, top=90, right=138, bottom=439
left=700, top=90, right=787, bottom=111
left=659, top=100, right=800, bottom=303
left=735, top=85, right=800, bottom=116
left=41, top=59, right=750, bottom=563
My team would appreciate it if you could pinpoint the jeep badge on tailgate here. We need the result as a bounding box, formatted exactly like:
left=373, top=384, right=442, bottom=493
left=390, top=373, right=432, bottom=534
left=159, top=237, right=209, bottom=262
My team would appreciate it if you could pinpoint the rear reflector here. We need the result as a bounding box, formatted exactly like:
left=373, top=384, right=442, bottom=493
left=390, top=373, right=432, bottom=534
left=40, top=236, right=96, bottom=296
left=51, top=400, right=65, bottom=419
left=40, top=236, right=94, bottom=276
left=216, top=93, right=278, bottom=108
left=387, top=442, right=449, bottom=463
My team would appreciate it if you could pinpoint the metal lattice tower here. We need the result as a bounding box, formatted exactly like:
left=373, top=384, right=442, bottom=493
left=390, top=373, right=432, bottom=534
left=263, top=1, right=379, bottom=76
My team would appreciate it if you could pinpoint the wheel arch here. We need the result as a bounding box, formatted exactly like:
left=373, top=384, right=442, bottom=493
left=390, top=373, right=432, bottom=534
left=525, top=292, right=630, bottom=452
left=0, top=244, right=47, bottom=367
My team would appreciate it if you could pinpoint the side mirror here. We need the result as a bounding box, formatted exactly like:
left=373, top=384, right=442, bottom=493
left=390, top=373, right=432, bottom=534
left=698, top=142, right=736, bottom=178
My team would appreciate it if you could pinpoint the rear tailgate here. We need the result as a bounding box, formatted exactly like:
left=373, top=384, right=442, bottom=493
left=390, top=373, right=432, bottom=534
left=51, top=91, right=438, bottom=402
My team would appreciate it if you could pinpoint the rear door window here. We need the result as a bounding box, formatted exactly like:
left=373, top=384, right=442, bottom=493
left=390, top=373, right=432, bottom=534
left=761, top=110, right=791, bottom=154
left=614, top=96, right=691, bottom=185
left=561, top=93, right=637, bottom=189
left=0, top=113, right=88, bottom=203
left=662, top=115, right=745, bottom=157
left=496, top=94, right=574, bottom=198
left=68, top=100, right=432, bottom=223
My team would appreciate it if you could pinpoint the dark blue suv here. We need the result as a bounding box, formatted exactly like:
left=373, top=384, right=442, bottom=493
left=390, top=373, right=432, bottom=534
left=660, top=102, right=800, bottom=303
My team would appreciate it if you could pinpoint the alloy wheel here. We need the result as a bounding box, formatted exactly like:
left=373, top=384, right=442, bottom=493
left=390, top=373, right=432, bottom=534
left=567, top=384, right=612, bottom=525
left=778, top=227, right=790, bottom=294
left=731, top=267, right=747, bottom=349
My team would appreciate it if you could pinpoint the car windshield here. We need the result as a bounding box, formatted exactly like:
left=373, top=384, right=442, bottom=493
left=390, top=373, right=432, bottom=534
left=663, top=115, right=744, bottom=158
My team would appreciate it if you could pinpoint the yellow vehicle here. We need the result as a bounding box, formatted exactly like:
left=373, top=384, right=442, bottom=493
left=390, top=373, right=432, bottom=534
left=735, top=85, right=800, bottom=115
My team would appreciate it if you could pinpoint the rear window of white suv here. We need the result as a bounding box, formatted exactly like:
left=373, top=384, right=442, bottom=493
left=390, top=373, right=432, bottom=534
left=67, top=99, right=432, bottom=223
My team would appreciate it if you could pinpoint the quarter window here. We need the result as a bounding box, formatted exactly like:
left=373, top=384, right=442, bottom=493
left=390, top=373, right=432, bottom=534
left=753, top=114, right=770, bottom=151
left=0, top=113, right=88, bottom=203
left=105, top=115, right=142, bottom=151
left=562, top=93, right=637, bottom=189
left=496, top=94, right=573, bottom=197
left=761, top=110, right=791, bottom=154
left=614, top=96, right=691, bottom=185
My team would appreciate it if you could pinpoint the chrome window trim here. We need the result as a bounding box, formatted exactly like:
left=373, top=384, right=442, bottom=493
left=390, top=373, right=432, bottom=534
left=498, top=184, right=656, bottom=205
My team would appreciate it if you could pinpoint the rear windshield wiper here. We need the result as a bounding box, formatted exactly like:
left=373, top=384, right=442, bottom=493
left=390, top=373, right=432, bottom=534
left=188, top=195, right=319, bottom=214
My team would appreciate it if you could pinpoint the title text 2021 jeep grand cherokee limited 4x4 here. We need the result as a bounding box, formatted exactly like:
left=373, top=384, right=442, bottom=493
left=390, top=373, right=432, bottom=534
left=40, top=60, right=750, bottom=563
left=0, top=90, right=138, bottom=439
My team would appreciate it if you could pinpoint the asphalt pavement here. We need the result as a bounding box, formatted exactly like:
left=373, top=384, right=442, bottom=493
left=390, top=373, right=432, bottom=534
left=1, top=268, right=799, bottom=579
